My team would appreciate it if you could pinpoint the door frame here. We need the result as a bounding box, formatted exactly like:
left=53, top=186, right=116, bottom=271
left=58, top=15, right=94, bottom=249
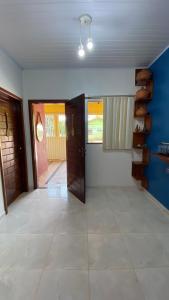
left=28, top=99, right=68, bottom=189
left=0, top=87, right=28, bottom=214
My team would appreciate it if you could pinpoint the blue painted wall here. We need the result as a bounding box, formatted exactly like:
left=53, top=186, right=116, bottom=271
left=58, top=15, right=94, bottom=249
left=146, top=48, right=169, bottom=209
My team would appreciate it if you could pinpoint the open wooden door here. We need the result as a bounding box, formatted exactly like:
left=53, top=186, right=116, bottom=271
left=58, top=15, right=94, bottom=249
left=65, top=94, right=86, bottom=203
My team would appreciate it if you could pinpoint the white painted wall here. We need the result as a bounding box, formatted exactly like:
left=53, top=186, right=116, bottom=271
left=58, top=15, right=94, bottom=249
left=0, top=49, right=22, bottom=217
left=0, top=49, right=22, bottom=96
left=23, top=68, right=136, bottom=188
left=86, top=145, right=134, bottom=187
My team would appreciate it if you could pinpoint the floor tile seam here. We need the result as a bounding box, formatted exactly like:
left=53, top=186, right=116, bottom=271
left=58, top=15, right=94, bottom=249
left=33, top=233, right=56, bottom=300
left=87, top=232, right=123, bottom=237
left=40, top=233, right=88, bottom=272
left=36, top=266, right=169, bottom=273
left=0, top=266, right=45, bottom=272
left=42, top=266, right=89, bottom=272
left=132, top=263, right=169, bottom=269
left=116, top=232, right=169, bottom=269
left=32, top=268, right=46, bottom=300
left=87, top=230, right=92, bottom=300
left=132, top=268, right=147, bottom=300
left=88, top=266, right=135, bottom=271
left=121, top=232, right=158, bottom=237
left=87, top=230, right=121, bottom=235
left=119, top=231, right=136, bottom=270
left=0, top=233, right=54, bottom=271
left=121, top=231, right=169, bottom=240
left=0, top=232, right=55, bottom=236
left=134, top=265, right=169, bottom=270
left=118, top=229, right=161, bottom=234
left=43, top=232, right=56, bottom=267
left=0, top=233, right=54, bottom=236
left=52, top=233, right=88, bottom=236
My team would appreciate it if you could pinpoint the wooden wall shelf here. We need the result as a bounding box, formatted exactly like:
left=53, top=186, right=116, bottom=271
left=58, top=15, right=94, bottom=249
left=153, top=153, right=169, bottom=163
left=133, top=132, right=146, bottom=148
left=132, top=161, right=149, bottom=188
left=132, top=161, right=146, bottom=180
left=135, top=98, right=151, bottom=104
left=132, top=161, right=148, bottom=166
left=132, top=68, right=153, bottom=189
left=141, top=177, right=148, bottom=189
left=133, top=146, right=146, bottom=149
left=135, top=79, right=152, bottom=87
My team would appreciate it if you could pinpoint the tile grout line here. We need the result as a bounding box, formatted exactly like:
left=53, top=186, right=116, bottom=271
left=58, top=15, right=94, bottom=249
left=87, top=212, right=92, bottom=300
left=133, top=268, right=147, bottom=300
left=33, top=232, right=56, bottom=300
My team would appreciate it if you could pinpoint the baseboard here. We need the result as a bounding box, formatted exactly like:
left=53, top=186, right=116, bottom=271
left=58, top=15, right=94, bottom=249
left=143, top=188, right=169, bottom=214
left=86, top=184, right=137, bottom=188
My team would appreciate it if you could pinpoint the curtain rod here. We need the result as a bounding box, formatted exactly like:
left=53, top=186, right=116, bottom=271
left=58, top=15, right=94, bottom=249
left=86, top=95, right=134, bottom=99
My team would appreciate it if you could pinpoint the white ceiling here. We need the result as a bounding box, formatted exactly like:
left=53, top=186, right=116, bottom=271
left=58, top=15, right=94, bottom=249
left=0, top=0, right=169, bottom=68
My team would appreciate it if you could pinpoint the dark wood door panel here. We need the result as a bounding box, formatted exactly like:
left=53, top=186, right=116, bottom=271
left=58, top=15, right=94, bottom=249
left=0, top=99, right=26, bottom=206
left=66, top=94, right=86, bottom=203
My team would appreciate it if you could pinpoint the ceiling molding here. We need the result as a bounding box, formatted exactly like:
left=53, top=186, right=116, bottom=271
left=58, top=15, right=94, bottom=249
left=148, top=44, right=169, bottom=68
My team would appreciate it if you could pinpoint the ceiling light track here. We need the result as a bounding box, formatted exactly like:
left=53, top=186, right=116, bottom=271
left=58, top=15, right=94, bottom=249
left=78, top=14, right=94, bottom=59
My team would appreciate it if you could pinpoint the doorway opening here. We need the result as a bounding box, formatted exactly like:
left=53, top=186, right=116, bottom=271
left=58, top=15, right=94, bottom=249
left=30, top=102, right=67, bottom=189
left=29, top=94, right=86, bottom=203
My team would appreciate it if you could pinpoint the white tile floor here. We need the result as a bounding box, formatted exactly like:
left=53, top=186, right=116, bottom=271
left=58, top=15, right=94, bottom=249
left=0, top=185, right=169, bottom=299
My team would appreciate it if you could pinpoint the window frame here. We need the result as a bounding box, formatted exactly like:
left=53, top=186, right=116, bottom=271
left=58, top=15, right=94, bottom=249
left=45, top=113, right=56, bottom=137
left=45, top=112, right=66, bottom=138
left=86, top=99, right=103, bottom=144
left=58, top=113, right=66, bottom=138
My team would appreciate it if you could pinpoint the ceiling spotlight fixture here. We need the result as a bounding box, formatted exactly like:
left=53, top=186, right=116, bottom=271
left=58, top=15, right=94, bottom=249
left=78, top=42, right=85, bottom=58
left=87, top=37, right=94, bottom=51
left=78, top=14, right=94, bottom=58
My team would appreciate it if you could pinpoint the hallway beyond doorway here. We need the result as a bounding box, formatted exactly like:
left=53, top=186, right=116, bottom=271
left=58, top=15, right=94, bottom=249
left=29, top=101, right=67, bottom=189
left=39, top=161, right=67, bottom=188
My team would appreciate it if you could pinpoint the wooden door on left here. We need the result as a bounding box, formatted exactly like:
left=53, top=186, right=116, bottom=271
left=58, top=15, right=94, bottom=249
left=0, top=98, right=27, bottom=207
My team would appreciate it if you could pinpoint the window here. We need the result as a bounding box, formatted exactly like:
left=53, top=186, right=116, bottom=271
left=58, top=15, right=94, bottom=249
left=45, top=114, right=55, bottom=137
left=103, top=96, right=134, bottom=150
left=88, top=100, right=103, bottom=143
left=58, top=114, right=66, bottom=137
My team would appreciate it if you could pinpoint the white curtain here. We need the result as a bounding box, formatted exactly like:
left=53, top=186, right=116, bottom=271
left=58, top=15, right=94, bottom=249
left=103, top=96, right=134, bottom=150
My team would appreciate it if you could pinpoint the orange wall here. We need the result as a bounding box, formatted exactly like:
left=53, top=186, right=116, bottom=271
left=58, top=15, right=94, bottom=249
left=88, top=100, right=103, bottom=114
left=44, top=102, right=103, bottom=115
left=44, top=103, right=65, bottom=113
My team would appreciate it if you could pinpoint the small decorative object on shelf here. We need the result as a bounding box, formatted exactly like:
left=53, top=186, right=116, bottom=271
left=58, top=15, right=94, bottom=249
left=135, top=69, right=152, bottom=86
left=153, top=153, right=169, bottom=163
left=135, top=87, right=151, bottom=101
left=158, top=142, right=169, bottom=156
left=132, top=68, right=153, bottom=189
left=135, top=104, right=147, bottom=117
left=135, top=124, right=141, bottom=132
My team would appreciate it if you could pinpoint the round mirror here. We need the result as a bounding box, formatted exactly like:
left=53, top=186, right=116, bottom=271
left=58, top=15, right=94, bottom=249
left=36, top=122, right=44, bottom=142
